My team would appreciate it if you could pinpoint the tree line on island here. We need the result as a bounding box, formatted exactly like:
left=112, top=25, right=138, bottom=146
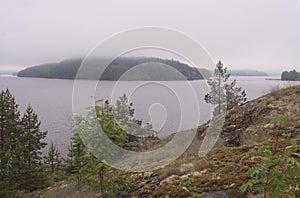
left=281, top=69, right=300, bottom=81
left=17, top=57, right=205, bottom=81
left=17, top=56, right=269, bottom=81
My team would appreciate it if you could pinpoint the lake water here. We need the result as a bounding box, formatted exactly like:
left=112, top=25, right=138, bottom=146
left=0, top=75, right=299, bottom=155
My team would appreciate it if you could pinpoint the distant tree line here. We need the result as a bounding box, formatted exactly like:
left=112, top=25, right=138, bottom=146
left=281, top=70, right=300, bottom=81
left=17, top=57, right=205, bottom=81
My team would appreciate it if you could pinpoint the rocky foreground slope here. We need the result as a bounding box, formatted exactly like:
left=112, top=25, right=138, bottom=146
left=127, top=85, right=300, bottom=197
left=27, top=85, right=300, bottom=198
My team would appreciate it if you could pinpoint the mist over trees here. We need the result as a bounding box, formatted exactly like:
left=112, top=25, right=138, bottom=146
left=17, top=57, right=206, bottom=81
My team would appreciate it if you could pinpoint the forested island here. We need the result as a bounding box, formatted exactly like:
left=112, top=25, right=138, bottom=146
left=17, top=57, right=269, bottom=81
left=281, top=69, right=300, bottom=81
left=17, top=57, right=208, bottom=81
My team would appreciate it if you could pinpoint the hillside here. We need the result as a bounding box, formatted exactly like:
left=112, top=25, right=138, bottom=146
left=129, top=85, right=300, bottom=197
left=25, top=85, right=300, bottom=198
left=17, top=57, right=208, bottom=81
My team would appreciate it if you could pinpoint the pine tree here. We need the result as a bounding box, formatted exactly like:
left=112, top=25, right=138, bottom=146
left=16, top=105, right=48, bottom=190
left=204, top=61, right=247, bottom=115
left=0, top=89, right=21, bottom=154
left=98, top=100, right=128, bottom=147
left=69, top=132, right=87, bottom=187
left=21, top=105, right=47, bottom=169
left=45, top=142, right=61, bottom=173
left=225, top=80, right=247, bottom=110
left=204, top=61, right=229, bottom=115
left=65, top=142, right=74, bottom=173
left=113, top=94, right=157, bottom=143
left=93, top=157, right=107, bottom=196
left=70, top=96, right=142, bottom=194
left=0, top=90, right=49, bottom=193
left=0, top=89, right=21, bottom=190
left=114, top=94, right=135, bottom=126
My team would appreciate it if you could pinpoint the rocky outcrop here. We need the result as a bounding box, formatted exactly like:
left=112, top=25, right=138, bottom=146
left=220, top=85, right=300, bottom=147
left=132, top=85, right=300, bottom=197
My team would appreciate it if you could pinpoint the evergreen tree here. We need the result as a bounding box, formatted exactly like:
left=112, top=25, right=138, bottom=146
left=98, top=100, right=128, bottom=147
left=114, top=94, right=157, bottom=143
left=65, top=142, right=74, bottom=173
left=0, top=90, right=49, bottom=194
left=17, top=105, right=48, bottom=190
left=0, top=89, right=21, bottom=154
left=114, top=94, right=140, bottom=142
left=70, top=95, right=145, bottom=195
left=114, top=94, right=135, bottom=129
left=80, top=155, right=108, bottom=196
left=70, top=98, right=132, bottom=191
left=114, top=94, right=138, bottom=119
left=69, top=132, right=87, bottom=187
left=205, top=61, right=247, bottom=115
left=21, top=105, right=47, bottom=169
left=225, top=80, right=247, bottom=110
left=0, top=89, right=21, bottom=191
left=45, top=142, right=61, bottom=173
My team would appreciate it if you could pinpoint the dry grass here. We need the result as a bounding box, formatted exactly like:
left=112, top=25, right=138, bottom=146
left=25, top=182, right=98, bottom=198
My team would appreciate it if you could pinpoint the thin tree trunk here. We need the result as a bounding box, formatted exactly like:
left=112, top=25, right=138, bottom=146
left=218, top=72, right=221, bottom=114
left=99, top=167, right=104, bottom=196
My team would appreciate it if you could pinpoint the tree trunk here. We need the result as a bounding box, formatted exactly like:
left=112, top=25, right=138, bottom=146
left=99, top=167, right=104, bottom=196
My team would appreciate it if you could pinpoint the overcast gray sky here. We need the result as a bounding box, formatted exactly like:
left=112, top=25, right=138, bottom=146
left=0, top=0, right=300, bottom=73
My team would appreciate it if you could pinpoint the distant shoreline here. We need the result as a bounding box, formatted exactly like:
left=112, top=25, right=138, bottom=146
left=265, top=78, right=281, bottom=81
left=0, top=74, right=16, bottom=77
